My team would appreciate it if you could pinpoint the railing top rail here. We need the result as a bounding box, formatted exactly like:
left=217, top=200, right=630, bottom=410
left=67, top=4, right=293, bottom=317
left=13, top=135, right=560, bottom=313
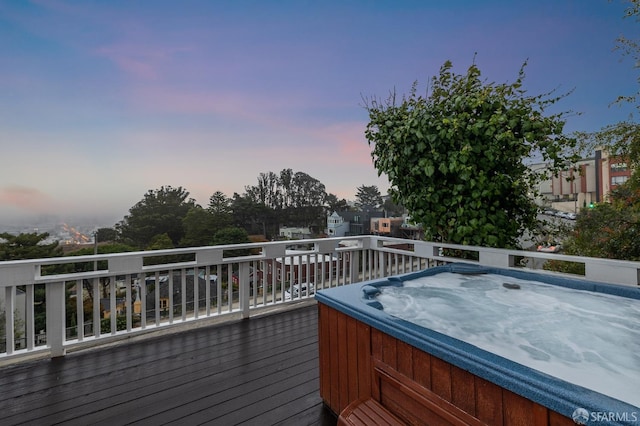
left=0, top=235, right=638, bottom=286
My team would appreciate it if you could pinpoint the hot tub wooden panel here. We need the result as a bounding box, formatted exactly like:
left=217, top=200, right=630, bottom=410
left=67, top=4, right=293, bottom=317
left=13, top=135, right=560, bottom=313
left=318, top=304, right=575, bottom=426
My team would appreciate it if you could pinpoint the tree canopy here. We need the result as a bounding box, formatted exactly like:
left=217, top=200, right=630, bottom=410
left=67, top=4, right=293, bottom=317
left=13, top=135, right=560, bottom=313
left=243, top=168, right=328, bottom=233
left=0, top=232, right=62, bottom=260
left=116, top=186, right=197, bottom=248
left=354, top=185, right=383, bottom=212
left=365, top=60, right=577, bottom=248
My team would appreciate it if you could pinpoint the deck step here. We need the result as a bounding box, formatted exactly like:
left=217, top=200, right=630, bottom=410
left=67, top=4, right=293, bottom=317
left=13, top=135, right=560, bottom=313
left=337, top=398, right=405, bottom=426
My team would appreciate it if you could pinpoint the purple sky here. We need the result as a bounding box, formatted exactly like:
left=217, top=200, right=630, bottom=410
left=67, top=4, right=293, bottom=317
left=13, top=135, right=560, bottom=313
left=0, top=0, right=637, bottom=226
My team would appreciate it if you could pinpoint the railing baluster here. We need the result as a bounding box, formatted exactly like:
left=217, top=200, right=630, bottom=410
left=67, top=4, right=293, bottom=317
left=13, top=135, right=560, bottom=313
left=125, top=274, right=132, bottom=332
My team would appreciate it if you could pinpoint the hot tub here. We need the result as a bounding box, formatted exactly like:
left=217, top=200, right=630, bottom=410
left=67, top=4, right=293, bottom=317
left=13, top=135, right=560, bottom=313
left=316, top=263, right=640, bottom=426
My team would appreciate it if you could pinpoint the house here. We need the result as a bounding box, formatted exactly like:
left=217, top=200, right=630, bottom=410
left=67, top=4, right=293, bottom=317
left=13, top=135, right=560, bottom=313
left=370, top=217, right=405, bottom=237
left=278, top=226, right=312, bottom=240
left=326, top=210, right=384, bottom=236
left=101, top=297, right=127, bottom=319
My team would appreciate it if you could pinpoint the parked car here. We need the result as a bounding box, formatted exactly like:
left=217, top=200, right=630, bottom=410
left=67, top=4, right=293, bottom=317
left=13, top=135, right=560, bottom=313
left=537, top=243, right=562, bottom=253
left=284, top=282, right=315, bottom=300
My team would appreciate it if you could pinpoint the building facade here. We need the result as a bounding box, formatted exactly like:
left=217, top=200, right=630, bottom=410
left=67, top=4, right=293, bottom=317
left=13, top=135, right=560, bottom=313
left=533, top=148, right=632, bottom=212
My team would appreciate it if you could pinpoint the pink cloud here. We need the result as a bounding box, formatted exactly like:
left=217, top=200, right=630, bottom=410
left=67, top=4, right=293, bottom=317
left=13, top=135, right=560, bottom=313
left=0, top=186, right=53, bottom=212
left=95, top=44, right=194, bottom=80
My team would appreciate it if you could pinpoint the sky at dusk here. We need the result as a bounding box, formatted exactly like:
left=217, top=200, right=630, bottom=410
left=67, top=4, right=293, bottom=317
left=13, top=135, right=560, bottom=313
left=0, top=0, right=638, bottom=226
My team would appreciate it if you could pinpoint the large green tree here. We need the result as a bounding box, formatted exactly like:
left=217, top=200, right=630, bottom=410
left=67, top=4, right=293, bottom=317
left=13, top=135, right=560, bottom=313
left=354, top=185, right=383, bottom=212
left=242, top=169, right=328, bottom=233
left=562, top=189, right=640, bottom=260
left=181, top=206, right=218, bottom=247
left=325, top=193, right=350, bottom=213
left=208, top=191, right=233, bottom=229
left=0, top=232, right=62, bottom=260
left=365, top=60, right=577, bottom=248
left=116, top=186, right=197, bottom=248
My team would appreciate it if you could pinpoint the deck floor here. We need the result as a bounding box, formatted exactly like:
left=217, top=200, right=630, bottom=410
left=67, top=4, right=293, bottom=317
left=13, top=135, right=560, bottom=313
left=0, top=304, right=338, bottom=426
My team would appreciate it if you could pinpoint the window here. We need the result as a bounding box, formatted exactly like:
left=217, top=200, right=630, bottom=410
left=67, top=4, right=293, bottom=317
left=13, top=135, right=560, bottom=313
left=611, top=162, right=628, bottom=172
left=611, top=175, right=628, bottom=185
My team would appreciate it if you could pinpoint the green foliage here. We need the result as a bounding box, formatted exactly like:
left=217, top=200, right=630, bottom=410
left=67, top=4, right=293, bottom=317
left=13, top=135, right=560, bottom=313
left=325, top=193, right=350, bottom=213
left=354, top=185, right=383, bottom=212
left=147, top=233, right=174, bottom=250
left=96, top=227, right=117, bottom=242
left=231, top=192, right=276, bottom=237
left=560, top=184, right=640, bottom=260
left=212, top=227, right=250, bottom=246
left=180, top=206, right=218, bottom=247
left=365, top=60, right=577, bottom=248
left=382, top=194, right=405, bottom=217
left=244, top=169, right=328, bottom=232
left=116, top=186, right=197, bottom=248
left=212, top=227, right=251, bottom=257
left=208, top=191, right=233, bottom=229
left=101, top=316, right=127, bottom=334
left=0, top=232, right=62, bottom=260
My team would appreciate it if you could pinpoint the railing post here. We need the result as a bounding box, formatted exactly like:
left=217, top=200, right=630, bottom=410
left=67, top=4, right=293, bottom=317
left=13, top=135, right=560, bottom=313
left=349, top=250, right=360, bottom=284
left=239, top=262, right=250, bottom=319
left=46, top=281, right=66, bottom=357
left=4, top=287, right=15, bottom=355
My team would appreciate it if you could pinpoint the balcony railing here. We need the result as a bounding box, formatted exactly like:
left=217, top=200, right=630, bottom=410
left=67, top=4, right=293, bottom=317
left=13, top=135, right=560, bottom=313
left=1, top=235, right=639, bottom=363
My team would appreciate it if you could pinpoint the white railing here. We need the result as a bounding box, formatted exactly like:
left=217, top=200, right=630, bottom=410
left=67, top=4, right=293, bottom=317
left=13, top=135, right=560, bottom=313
left=1, top=236, right=638, bottom=363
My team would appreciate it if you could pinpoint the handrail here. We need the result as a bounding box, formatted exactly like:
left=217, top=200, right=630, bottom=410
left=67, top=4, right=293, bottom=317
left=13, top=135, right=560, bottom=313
left=1, top=236, right=638, bottom=363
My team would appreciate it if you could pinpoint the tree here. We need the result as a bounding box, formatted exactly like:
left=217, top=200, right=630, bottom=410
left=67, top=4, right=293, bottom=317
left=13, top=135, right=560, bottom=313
left=231, top=192, right=276, bottom=237
left=365, top=60, right=577, bottom=248
left=354, top=185, right=383, bottom=212
left=212, top=227, right=251, bottom=257
left=561, top=192, right=640, bottom=261
left=242, top=169, right=328, bottom=234
left=181, top=206, right=218, bottom=247
left=0, top=232, right=62, bottom=260
left=382, top=194, right=405, bottom=217
left=147, top=233, right=174, bottom=250
left=325, top=193, right=350, bottom=213
left=116, top=186, right=197, bottom=248
left=95, top=227, right=117, bottom=243
left=207, top=191, right=233, bottom=220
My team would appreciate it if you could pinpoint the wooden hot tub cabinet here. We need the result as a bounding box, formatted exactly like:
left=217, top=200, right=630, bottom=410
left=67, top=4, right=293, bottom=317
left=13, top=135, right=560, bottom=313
left=318, top=303, right=575, bottom=426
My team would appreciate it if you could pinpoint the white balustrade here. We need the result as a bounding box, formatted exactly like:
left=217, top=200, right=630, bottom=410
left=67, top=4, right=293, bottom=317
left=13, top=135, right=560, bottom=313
left=0, top=236, right=638, bottom=363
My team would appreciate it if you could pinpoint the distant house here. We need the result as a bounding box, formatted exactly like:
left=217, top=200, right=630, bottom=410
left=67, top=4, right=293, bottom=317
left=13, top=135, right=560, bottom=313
left=370, top=217, right=404, bottom=237
left=101, top=297, right=127, bottom=319
left=279, top=226, right=312, bottom=240
left=326, top=210, right=384, bottom=236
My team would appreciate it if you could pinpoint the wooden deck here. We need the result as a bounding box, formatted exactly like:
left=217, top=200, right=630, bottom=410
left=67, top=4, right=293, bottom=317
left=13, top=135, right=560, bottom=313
left=0, top=304, right=338, bottom=426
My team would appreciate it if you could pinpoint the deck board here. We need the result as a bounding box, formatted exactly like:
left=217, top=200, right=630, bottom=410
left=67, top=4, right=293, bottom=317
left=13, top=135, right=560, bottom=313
left=0, top=304, right=337, bottom=426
